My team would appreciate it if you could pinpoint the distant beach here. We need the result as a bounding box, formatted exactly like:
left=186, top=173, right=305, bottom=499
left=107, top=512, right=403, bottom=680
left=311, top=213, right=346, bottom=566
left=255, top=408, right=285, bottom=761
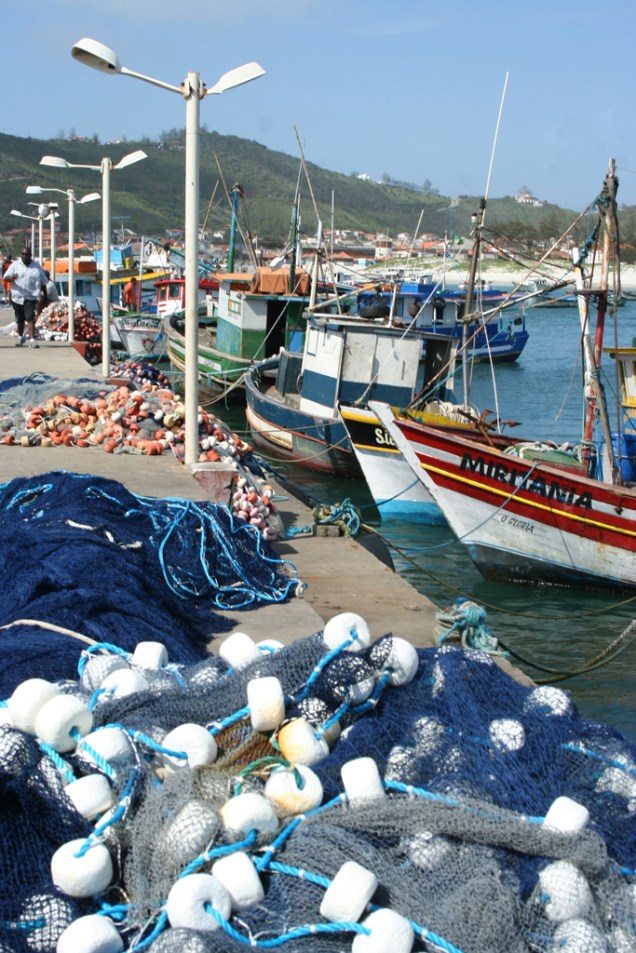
left=429, top=262, right=636, bottom=292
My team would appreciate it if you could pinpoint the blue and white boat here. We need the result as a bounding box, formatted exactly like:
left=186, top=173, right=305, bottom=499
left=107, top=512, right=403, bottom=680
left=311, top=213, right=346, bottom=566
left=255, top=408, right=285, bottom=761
left=354, top=280, right=528, bottom=363
left=244, top=313, right=459, bottom=479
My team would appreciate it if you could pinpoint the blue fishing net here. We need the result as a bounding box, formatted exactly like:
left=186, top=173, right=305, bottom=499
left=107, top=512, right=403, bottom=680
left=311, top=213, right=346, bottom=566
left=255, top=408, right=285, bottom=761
left=0, top=471, right=299, bottom=694
left=1, top=468, right=634, bottom=952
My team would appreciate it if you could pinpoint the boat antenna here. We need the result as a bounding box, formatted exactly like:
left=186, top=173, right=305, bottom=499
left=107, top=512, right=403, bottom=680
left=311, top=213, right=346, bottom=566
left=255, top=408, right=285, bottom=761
left=460, top=72, right=509, bottom=406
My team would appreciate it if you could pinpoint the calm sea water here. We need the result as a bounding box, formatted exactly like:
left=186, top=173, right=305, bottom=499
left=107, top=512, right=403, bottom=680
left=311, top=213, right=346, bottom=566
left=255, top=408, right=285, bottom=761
left=185, top=301, right=636, bottom=743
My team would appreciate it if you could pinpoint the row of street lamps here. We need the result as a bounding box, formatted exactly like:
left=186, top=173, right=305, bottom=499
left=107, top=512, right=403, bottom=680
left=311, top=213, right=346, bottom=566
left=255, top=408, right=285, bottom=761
left=10, top=38, right=264, bottom=465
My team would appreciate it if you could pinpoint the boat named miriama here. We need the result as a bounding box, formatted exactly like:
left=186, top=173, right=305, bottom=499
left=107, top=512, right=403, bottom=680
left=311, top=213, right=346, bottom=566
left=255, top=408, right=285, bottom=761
left=372, top=160, right=636, bottom=590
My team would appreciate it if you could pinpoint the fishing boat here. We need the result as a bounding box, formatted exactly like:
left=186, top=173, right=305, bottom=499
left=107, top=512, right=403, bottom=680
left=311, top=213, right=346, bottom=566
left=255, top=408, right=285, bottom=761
left=110, top=309, right=165, bottom=360
left=338, top=401, right=492, bottom=522
left=244, top=312, right=458, bottom=478
left=354, top=278, right=528, bottom=363
left=154, top=274, right=219, bottom=321
left=164, top=267, right=312, bottom=401
left=371, top=162, right=636, bottom=590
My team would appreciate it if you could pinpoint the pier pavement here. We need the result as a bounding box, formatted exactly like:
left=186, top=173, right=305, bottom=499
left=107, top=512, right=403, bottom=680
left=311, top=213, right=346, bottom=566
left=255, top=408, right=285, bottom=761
left=0, top=334, right=532, bottom=683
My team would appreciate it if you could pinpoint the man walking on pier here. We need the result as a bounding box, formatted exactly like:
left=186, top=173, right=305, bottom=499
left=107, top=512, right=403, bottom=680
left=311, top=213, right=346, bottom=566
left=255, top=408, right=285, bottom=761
left=4, top=247, right=48, bottom=348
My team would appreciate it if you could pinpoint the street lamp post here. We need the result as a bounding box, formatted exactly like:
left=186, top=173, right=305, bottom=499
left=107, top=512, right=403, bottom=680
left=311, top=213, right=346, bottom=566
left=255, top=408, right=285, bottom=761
left=70, top=37, right=265, bottom=465
left=24, top=203, right=51, bottom=260
left=47, top=203, right=59, bottom=282
left=10, top=210, right=39, bottom=254
left=26, top=185, right=100, bottom=339
left=40, top=150, right=147, bottom=375
left=38, top=205, right=49, bottom=261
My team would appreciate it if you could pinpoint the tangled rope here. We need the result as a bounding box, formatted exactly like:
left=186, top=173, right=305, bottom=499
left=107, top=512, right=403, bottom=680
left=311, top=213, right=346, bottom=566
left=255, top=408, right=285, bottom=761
left=435, top=599, right=505, bottom=654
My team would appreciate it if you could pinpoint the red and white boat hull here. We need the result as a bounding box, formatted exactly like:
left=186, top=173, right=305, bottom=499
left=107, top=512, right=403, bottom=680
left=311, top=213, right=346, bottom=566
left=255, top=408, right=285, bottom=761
left=370, top=401, right=636, bottom=589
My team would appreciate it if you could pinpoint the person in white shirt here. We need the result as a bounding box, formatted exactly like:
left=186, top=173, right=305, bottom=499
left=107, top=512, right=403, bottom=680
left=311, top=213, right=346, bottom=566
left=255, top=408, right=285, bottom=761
left=4, top=246, right=48, bottom=348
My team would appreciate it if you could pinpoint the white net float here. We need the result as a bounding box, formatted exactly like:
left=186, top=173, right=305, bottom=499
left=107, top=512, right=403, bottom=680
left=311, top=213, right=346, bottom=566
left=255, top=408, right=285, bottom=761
left=56, top=913, right=123, bottom=953
left=79, top=726, right=133, bottom=767
left=323, top=613, right=371, bottom=651
left=218, top=631, right=260, bottom=668
left=163, top=800, right=219, bottom=868
left=99, top=668, right=150, bottom=699
left=553, top=918, right=608, bottom=953
left=35, top=695, right=93, bottom=753
left=219, top=792, right=279, bottom=836
left=412, top=715, right=446, bottom=753
left=488, top=718, right=526, bottom=753
left=543, top=796, right=590, bottom=834
left=247, top=676, right=286, bottom=732
left=405, top=831, right=454, bottom=872
left=130, top=641, right=169, bottom=670
left=65, top=774, right=114, bottom=820
left=320, top=860, right=378, bottom=922
left=7, top=678, right=60, bottom=734
left=352, top=908, right=414, bottom=953
left=264, top=763, right=323, bottom=814
left=51, top=840, right=113, bottom=898
left=538, top=860, right=594, bottom=922
left=211, top=851, right=264, bottom=910
left=523, top=685, right=574, bottom=717
left=161, top=723, right=217, bottom=771
left=383, top=638, right=419, bottom=686
left=166, top=873, right=232, bottom=932
left=341, top=757, right=386, bottom=802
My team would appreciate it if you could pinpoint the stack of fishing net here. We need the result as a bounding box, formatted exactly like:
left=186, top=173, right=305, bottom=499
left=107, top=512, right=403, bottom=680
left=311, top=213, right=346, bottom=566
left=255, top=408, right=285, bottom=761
left=0, top=474, right=634, bottom=952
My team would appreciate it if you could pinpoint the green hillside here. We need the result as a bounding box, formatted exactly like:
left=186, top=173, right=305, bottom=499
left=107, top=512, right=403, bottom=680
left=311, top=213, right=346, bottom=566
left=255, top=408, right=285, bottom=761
left=0, top=129, right=632, bottom=256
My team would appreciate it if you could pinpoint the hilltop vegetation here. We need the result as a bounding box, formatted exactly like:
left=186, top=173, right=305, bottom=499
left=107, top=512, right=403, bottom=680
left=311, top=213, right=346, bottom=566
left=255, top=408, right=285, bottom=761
left=0, top=129, right=634, bottom=258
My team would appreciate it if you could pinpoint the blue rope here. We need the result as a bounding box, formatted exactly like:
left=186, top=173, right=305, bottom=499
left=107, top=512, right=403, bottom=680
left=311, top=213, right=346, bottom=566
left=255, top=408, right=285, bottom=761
left=293, top=638, right=353, bottom=701
left=208, top=705, right=250, bottom=735
left=75, top=731, right=118, bottom=780
left=37, top=742, right=76, bottom=785
left=255, top=795, right=347, bottom=873
left=77, top=643, right=130, bottom=677
left=75, top=766, right=139, bottom=857
left=562, top=742, right=636, bottom=777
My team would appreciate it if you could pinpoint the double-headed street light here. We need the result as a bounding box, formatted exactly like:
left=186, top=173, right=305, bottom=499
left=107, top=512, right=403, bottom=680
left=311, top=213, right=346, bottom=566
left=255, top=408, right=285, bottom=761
left=71, top=37, right=265, bottom=465
left=26, top=185, right=100, bottom=340
left=11, top=203, right=53, bottom=260
left=10, top=209, right=38, bottom=255
left=40, top=150, right=147, bottom=375
left=30, top=202, right=59, bottom=281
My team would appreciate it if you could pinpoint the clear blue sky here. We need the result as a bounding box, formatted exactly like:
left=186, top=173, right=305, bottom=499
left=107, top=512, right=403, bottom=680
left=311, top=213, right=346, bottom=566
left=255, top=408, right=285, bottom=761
left=7, top=0, right=636, bottom=211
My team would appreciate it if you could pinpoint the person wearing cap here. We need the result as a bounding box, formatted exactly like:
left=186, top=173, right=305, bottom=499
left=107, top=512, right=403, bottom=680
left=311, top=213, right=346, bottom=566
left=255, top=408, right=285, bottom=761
left=3, top=247, right=48, bottom=348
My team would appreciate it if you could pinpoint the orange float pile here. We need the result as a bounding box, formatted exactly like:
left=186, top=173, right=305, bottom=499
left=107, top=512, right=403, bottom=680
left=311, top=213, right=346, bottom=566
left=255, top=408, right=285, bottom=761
left=6, top=381, right=282, bottom=539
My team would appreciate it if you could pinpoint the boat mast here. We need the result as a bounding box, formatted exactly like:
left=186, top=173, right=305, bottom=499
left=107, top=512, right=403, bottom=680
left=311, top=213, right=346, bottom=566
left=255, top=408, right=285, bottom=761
left=460, top=199, right=485, bottom=403
left=288, top=188, right=299, bottom=295
left=227, top=182, right=243, bottom=272
left=576, top=159, right=620, bottom=482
